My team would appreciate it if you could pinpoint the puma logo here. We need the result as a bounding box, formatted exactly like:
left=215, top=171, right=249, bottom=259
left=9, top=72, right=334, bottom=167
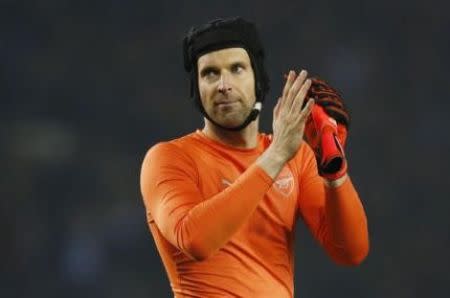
left=222, top=178, right=232, bottom=188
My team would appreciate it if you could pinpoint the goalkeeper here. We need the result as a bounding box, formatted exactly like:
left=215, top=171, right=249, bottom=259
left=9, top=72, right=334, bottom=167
left=140, top=17, right=369, bottom=297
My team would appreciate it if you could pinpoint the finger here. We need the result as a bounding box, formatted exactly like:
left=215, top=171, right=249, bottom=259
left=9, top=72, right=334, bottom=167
left=273, top=97, right=282, bottom=118
left=286, top=69, right=308, bottom=110
left=297, top=98, right=315, bottom=124
left=277, top=90, right=288, bottom=117
left=281, top=70, right=296, bottom=101
left=290, top=78, right=311, bottom=115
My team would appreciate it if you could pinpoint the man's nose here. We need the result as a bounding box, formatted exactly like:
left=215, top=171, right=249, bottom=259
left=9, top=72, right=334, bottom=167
left=218, top=74, right=232, bottom=94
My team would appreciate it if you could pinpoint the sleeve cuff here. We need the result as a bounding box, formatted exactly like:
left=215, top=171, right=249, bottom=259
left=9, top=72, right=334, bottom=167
left=253, top=164, right=274, bottom=186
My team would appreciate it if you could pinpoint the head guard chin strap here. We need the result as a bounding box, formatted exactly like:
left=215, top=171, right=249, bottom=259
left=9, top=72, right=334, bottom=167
left=183, top=17, right=270, bottom=131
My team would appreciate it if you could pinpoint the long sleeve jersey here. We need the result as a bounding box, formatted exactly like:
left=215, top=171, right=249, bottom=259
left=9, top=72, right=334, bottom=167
left=140, top=130, right=369, bottom=297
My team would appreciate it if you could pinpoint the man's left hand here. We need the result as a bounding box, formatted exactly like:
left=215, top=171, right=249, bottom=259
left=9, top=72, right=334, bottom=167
left=303, top=77, right=350, bottom=182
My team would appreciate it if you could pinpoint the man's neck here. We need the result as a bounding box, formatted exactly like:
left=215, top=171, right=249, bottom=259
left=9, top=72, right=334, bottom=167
left=202, top=118, right=259, bottom=149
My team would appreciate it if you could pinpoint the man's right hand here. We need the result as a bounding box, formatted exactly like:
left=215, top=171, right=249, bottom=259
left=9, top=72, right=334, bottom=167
left=257, top=69, right=314, bottom=179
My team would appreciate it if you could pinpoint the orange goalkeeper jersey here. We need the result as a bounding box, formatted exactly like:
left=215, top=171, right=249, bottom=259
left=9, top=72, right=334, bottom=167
left=140, top=130, right=368, bottom=298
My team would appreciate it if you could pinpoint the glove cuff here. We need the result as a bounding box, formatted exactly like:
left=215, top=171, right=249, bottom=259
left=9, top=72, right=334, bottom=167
left=318, top=129, right=348, bottom=180
left=321, top=159, right=347, bottom=181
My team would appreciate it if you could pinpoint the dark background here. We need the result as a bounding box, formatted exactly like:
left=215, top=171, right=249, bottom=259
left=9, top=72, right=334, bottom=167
left=2, top=0, right=449, bottom=297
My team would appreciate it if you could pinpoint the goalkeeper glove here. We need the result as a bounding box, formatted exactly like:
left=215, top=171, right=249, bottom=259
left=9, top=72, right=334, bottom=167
left=304, top=77, right=350, bottom=181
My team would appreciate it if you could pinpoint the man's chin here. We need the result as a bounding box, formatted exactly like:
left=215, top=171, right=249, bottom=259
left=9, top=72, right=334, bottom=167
left=208, top=109, right=251, bottom=129
left=213, top=116, right=246, bottom=129
left=215, top=120, right=243, bottom=129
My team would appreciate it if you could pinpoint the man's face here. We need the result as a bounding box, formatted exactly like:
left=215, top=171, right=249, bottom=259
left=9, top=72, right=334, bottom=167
left=197, top=47, right=256, bottom=128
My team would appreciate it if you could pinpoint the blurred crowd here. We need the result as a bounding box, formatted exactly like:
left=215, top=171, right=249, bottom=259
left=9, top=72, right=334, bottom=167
left=1, top=1, right=449, bottom=297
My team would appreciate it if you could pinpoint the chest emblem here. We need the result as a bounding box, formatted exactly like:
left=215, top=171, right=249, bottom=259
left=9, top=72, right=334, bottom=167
left=273, top=167, right=294, bottom=197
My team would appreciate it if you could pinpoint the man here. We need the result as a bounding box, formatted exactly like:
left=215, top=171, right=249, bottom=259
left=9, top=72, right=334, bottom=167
left=140, top=17, right=369, bottom=297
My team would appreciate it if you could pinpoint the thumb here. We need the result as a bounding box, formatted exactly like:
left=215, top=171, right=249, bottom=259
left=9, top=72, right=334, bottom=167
left=273, top=97, right=282, bottom=118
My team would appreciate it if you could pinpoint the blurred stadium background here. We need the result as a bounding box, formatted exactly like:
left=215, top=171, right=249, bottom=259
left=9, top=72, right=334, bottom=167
left=1, top=0, right=449, bottom=297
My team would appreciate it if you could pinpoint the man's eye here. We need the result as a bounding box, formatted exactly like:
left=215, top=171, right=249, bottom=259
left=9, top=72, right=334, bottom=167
left=231, top=64, right=244, bottom=74
left=202, top=69, right=219, bottom=78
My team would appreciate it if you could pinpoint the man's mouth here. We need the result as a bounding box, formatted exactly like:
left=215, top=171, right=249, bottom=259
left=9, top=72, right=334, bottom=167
left=215, top=98, right=239, bottom=107
left=217, top=101, right=236, bottom=106
left=216, top=102, right=240, bottom=111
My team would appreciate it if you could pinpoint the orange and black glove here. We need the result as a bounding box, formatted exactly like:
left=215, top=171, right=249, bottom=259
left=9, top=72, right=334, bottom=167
left=304, top=77, right=350, bottom=180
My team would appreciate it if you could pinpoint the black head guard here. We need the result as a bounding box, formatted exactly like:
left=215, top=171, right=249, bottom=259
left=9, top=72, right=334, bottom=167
left=183, top=17, right=270, bottom=131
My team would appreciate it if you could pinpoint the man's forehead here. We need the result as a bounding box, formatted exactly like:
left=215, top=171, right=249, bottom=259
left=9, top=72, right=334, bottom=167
left=197, top=47, right=250, bottom=67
